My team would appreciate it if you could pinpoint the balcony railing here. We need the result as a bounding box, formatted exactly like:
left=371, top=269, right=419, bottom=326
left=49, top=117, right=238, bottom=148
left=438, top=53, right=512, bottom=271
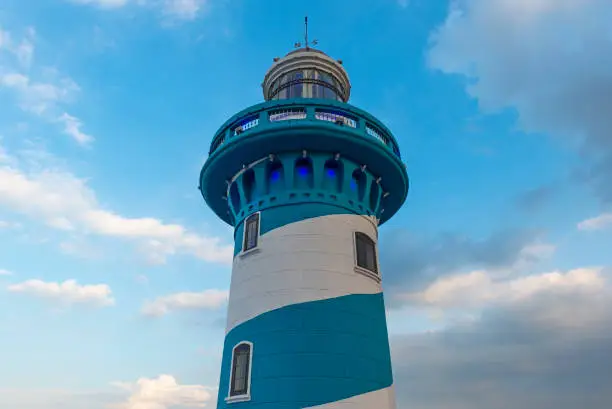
left=269, top=108, right=307, bottom=122
left=233, top=116, right=259, bottom=136
left=366, top=124, right=389, bottom=146
left=314, top=110, right=357, bottom=128
left=209, top=103, right=401, bottom=158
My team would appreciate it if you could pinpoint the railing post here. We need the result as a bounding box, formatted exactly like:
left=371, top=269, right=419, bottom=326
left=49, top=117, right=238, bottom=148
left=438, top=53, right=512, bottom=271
left=357, top=114, right=366, bottom=131
left=362, top=173, right=372, bottom=205
left=311, top=154, right=326, bottom=191
left=259, top=109, right=269, bottom=126
left=236, top=174, right=248, bottom=207
left=279, top=153, right=294, bottom=191
left=305, top=106, right=316, bottom=121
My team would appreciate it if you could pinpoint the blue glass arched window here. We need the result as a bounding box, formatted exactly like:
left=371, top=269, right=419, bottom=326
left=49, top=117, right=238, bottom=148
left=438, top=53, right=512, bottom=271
left=294, top=158, right=314, bottom=189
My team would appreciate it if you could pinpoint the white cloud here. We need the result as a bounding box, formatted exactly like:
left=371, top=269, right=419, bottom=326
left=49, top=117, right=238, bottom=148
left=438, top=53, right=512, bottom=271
left=1, top=27, right=93, bottom=147
left=0, top=269, right=13, bottom=276
left=578, top=213, right=612, bottom=231
left=0, top=26, right=35, bottom=68
left=518, top=242, right=556, bottom=260
left=57, top=112, right=95, bottom=145
left=59, top=239, right=103, bottom=259
left=0, top=216, right=21, bottom=229
left=162, top=0, right=205, bottom=20
left=142, top=289, right=228, bottom=317
left=0, top=376, right=216, bottom=409
left=390, top=267, right=612, bottom=409
left=7, top=278, right=115, bottom=307
left=112, top=375, right=216, bottom=409
left=428, top=0, right=612, bottom=126
left=135, top=274, right=149, bottom=284
left=0, top=143, right=11, bottom=163
left=0, top=387, right=117, bottom=409
left=405, top=267, right=606, bottom=309
left=68, top=0, right=129, bottom=8
left=0, top=144, right=232, bottom=264
left=67, top=0, right=207, bottom=20
left=0, top=72, right=80, bottom=116
left=428, top=0, right=612, bottom=202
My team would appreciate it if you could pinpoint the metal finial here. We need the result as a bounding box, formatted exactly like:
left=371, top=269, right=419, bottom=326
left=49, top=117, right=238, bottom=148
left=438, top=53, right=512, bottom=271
left=296, top=16, right=318, bottom=49
left=305, top=16, right=309, bottom=47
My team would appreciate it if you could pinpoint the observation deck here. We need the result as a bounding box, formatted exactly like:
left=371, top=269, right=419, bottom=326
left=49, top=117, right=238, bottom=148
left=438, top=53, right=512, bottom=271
left=199, top=98, right=409, bottom=228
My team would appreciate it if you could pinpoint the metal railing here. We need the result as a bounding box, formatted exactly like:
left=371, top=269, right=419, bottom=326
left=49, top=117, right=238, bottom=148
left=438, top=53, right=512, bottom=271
left=210, top=104, right=400, bottom=158
left=366, top=124, right=389, bottom=146
left=314, top=110, right=357, bottom=128
left=233, top=117, right=259, bottom=136
left=210, top=133, right=226, bottom=152
left=269, top=108, right=307, bottom=122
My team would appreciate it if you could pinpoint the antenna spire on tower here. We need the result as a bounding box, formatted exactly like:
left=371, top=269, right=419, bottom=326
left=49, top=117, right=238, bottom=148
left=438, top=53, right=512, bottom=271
left=295, top=16, right=318, bottom=49
left=305, top=16, right=309, bottom=48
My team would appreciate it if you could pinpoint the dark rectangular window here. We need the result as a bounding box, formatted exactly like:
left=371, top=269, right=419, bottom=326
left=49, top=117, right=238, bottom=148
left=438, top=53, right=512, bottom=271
left=230, top=343, right=251, bottom=397
left=243, top=213, right=260, bottom=252
left=355, top=232, right=378, bottom=274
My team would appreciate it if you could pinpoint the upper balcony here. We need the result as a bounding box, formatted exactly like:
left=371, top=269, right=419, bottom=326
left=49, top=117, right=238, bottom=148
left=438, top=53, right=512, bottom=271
left=208, top=99, right=401, bottom=159
left=201, top=98, right=408, bottom=226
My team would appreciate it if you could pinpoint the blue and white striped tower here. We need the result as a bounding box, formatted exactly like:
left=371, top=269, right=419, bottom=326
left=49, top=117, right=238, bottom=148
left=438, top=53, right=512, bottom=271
left=200, top=39, right=409, bottom=409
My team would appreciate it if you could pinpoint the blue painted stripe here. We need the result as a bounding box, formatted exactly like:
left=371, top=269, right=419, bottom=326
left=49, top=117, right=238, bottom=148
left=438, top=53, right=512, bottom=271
left=233, top=202, right=368, bottom=256
left=216, top=293, right=393, bottom=408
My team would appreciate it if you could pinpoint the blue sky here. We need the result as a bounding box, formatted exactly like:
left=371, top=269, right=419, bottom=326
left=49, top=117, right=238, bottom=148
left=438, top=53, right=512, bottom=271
left=1, top=0, right=611, bottom=408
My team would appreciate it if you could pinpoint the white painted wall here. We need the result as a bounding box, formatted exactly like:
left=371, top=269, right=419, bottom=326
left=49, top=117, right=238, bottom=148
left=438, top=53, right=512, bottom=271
left=305, top=385, right=396, bottom=409
left=226, top=214, right=382, bottom=333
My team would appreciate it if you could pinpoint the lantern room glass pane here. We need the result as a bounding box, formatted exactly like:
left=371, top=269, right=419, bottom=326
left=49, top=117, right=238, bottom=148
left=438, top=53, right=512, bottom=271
left=269, top=68, right=344, bottom=101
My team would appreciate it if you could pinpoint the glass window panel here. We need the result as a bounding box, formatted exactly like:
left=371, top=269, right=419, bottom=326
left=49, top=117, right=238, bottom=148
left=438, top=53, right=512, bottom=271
left=270, top=69, right=343, bottom=101
left=230, top=343, right=251, bottom=396
left=294, top=71, right=303, bottom=98
left=243, top=214, right=259, bottom=251
left=355, top=233, right=378, bottom=274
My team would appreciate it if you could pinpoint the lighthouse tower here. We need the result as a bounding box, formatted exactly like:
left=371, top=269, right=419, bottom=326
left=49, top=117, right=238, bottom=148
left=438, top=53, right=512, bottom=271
left=199, top=26, right=409, bottom=409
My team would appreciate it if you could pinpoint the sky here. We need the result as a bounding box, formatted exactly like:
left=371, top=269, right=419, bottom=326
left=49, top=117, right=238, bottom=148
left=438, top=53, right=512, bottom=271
left=1, top=0, right=611, bottom=408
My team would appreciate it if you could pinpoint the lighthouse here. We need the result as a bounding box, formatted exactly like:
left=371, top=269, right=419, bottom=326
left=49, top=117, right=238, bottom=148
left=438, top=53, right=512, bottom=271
left=199, top=22, right=409, bottom=409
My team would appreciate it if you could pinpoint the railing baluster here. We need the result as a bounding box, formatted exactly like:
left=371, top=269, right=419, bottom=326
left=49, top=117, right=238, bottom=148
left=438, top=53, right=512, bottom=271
left=314, top=110, right=357, bottom=128
left=269, top=108, right=307, bottom=122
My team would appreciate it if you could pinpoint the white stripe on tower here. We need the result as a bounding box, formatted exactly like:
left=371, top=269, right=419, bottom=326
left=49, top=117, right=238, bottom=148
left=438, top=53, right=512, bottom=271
left=305, top=385, right=396, bottom=409
left=226, top=213, right=382, bottom=334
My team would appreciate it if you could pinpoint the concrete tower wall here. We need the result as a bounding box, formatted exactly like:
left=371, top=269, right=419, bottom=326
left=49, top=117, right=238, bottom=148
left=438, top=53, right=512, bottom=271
left=217, top=212, right=395, bottom=408
left=227, top=213, right=381, bottom=332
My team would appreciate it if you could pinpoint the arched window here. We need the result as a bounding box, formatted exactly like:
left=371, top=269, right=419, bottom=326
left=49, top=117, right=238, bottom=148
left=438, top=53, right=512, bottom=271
left=294, top=157, right=314, bottom=189
left=243, top=213, right=260, bottom=252
left=354, top=232, right=378, bottom=275
left=323, top=159, right=342, bottom=192
left=228, top=341, right=253, bottom=399
left=351, top=169, right=366, bottom=201
left=267, top=160, right=285, bottom=194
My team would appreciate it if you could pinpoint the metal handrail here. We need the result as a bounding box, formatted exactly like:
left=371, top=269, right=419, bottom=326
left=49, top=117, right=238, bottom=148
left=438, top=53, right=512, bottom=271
left=209, top=103, right=400, bottom=158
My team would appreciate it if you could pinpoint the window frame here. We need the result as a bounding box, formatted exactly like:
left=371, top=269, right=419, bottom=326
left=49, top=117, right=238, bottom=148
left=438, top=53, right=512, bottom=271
left=225, top=341, right=254, bottom=403
left=353, top=231, right=380, bottom=282
left=242, top=212, right=261, bottom=254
